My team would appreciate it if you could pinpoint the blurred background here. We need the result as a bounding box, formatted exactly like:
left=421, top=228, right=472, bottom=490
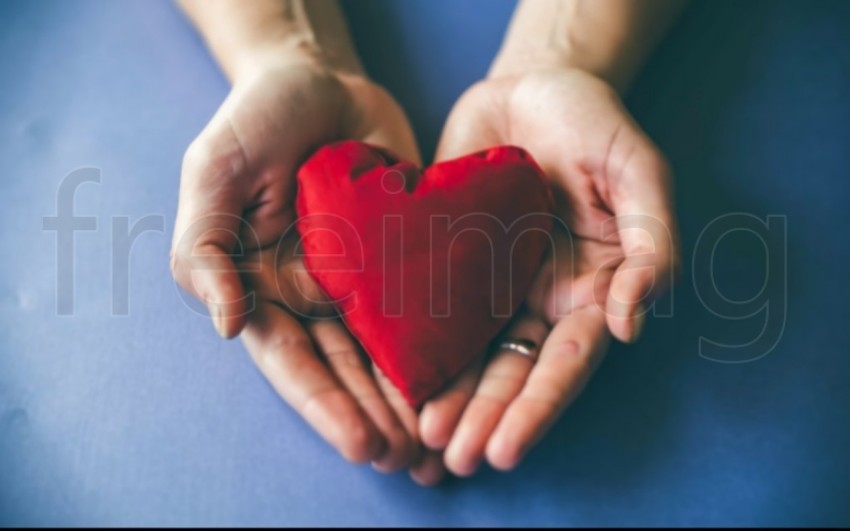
left=1, top=0, right=849, bottom=526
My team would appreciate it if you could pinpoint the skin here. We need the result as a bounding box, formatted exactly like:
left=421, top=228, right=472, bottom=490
left=171, top=0, right=684, bottom=484
left=421, top=69, right=679, bottom=475
left=172, top=0, right=443, bottom=485
left=418, top=0, right=686, bottom=476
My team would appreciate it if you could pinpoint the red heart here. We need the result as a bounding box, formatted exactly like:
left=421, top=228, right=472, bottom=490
left=296, top=141, right=553, bottom=407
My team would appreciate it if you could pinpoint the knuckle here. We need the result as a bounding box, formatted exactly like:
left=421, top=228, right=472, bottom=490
left=474, top=390, right=512, bottom=409
left=521, top=389, right=561, bottom=418
left=265, top=334, right=313, bottom=358
left=323, top=348, right=363, bottom=370
left=253, top=334, right=309, bottom=371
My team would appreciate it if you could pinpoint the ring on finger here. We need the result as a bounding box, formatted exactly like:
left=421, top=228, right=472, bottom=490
left=495, top=337, right=540, bottom=362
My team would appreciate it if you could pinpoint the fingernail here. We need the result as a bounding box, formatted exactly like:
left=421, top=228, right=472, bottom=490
left=210, top=303, right=226, bottom=338
left=629, top=304, right=647, bottom=343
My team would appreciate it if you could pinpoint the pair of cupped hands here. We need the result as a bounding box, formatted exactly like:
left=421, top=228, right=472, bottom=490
left=170, top=54, right=679, bottom=486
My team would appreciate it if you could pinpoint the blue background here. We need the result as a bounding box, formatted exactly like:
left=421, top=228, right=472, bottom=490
left=2, top=0, right=849, bottom=526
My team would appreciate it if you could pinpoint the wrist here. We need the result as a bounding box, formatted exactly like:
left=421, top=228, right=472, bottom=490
left=229, top=34, right=364, bottom=83
left=489, top=41, right=627, bottom=94
left=489, top=0, right=686, bottom=94
left=182, top=0, right=365, bottom=83
left=489, top=48, right=575, bottom=79
left=487, top=0, right=650, bottom=94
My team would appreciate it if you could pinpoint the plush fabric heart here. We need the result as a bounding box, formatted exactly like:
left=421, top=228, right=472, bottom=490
left=295, top=141, right=553, bottom=407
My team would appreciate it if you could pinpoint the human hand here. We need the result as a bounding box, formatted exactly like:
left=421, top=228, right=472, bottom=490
left=171, top=55, right=418, bottom=336
left=419, top=67, right=680, bottom=475
left=237, top=230, right=446, bottom=484
left=169, top=45, right=443, bottom=481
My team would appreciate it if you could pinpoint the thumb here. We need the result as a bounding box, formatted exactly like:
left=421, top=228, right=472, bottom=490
left=434, top=87, right=504, bottom=162
left=171, top=139, right=253, bottom=338
left=604, top=139, right=679, bottom=343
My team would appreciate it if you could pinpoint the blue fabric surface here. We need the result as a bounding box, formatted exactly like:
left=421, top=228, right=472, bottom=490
left=1, top=0, right=849, bottom=526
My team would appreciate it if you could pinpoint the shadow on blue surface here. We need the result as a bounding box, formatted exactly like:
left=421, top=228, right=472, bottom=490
left=350, top=0, right=850, bottom=525
left=1, top=0, right=849, bottom=526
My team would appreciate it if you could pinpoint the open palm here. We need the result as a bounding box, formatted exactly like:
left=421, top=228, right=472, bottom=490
left=420, top=68, right=680, bottom=475
left=170, top=59, right=444, bottom=481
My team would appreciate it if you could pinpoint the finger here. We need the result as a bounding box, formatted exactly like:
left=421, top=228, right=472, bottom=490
left=372, top=366, right=447, bottom=486
left=410, top=449, right=447, bottom=487
left=309, top=320, right=415, bottom=473
left=443, top=314, right=549, bottom=477
left=434, top=83, right=503, bottom=162
left=605, top=139, right=679, bottom=342
left=171, top=136, right=252, bottom=339
left=486, top=304, right=609, bottom=471
left=419, top=359, right=484, bottom=451
left=241, top=301, right=384, bottom=463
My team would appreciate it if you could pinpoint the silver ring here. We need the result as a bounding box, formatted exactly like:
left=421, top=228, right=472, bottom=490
left=496, top=338, right=539, bottom=361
